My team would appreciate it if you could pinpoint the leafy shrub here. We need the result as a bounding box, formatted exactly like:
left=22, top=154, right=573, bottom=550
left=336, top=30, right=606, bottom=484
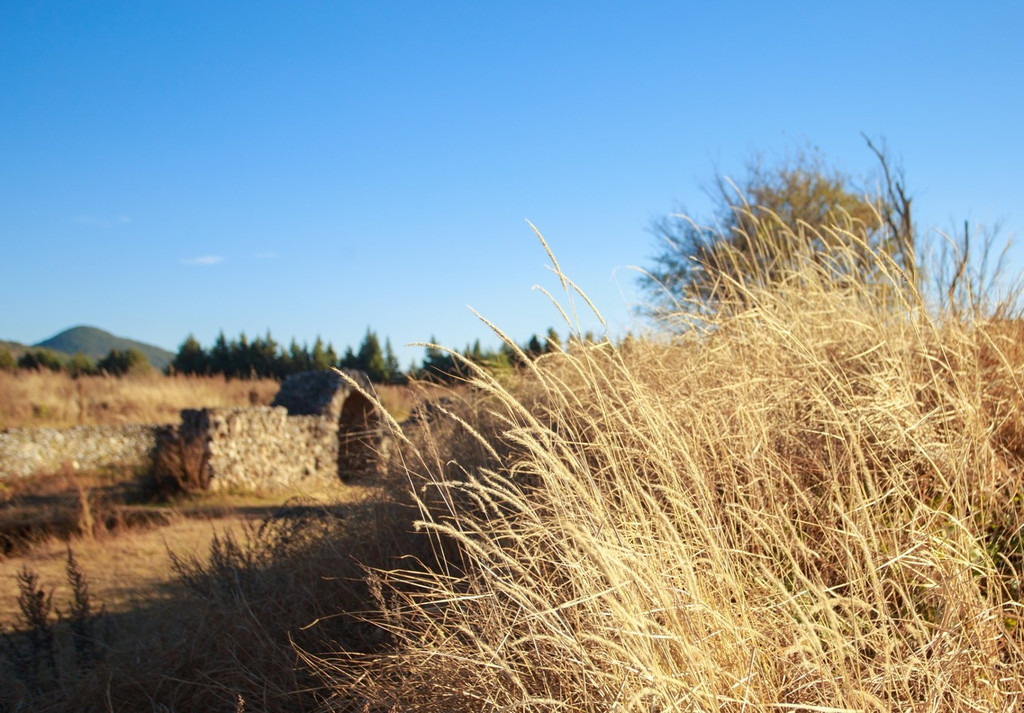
left=66, top=351, right=98, bottom=377
left=17, top=349, right=64, bottom=372
left=97, top=347, right=150, bottom=376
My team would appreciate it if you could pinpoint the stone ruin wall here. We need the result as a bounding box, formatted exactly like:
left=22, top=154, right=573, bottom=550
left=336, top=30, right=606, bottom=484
left=178, top=406, right=339, bottom=491
left=0, top=370, right=385, bottom=490
left=0, top=424, right=160, bottom=479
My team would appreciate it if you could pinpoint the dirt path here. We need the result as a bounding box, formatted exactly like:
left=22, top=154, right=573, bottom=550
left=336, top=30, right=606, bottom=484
left=0, top=512, right=252, bottom=627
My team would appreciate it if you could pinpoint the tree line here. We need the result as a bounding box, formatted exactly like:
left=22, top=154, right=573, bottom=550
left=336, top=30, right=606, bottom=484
left=0, top=327, right=581, bottom=383
left=170, top=330, right=404, bottom=383
left=170, top=327, right=581, bottom=383
left=0, top=346, right=151, bottom=377
left=416, top=327, right=582, bottom=381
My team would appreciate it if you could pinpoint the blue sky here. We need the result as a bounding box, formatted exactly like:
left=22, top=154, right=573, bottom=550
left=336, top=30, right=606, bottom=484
left=2, top=2, right=1021, bottom=367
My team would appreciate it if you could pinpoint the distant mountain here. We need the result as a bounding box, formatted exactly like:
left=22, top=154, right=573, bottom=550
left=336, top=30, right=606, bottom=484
left=34, top=326, right=175, bottom=371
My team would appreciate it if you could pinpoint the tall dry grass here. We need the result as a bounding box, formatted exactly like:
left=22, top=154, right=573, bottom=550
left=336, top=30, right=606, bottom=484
left=6, top=215, right=1024, bottom=711
left=0, top=371, right=417, bottom=429
left=313, top=218, right=1024, bottom=710
left=0, top=372, right=280, bottom=428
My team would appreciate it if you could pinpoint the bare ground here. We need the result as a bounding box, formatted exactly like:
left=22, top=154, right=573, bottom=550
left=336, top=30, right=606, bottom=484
left=0, top=480, right=383, bottom=628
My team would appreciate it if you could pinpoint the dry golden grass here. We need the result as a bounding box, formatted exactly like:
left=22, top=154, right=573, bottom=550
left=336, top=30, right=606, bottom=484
left=0, top=512, right=240, bottom=625
left=310, top=220, right=1024, bottom=711
left=0, top=479, right=385, bottom=627
left=6, top=215, right=1024, bottom=711
left=375, top=382, right=422, bottom=423
left=0, top=371, right=420, bottom=429
left=0, top=371, right=280, bottom=428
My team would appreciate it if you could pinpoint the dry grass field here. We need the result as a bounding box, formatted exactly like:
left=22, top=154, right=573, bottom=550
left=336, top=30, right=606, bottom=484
left=0, top=372, right=280, bottom=428
left=3, top=216, right=1024, bottom=711
left=0, top=371, right=418, bottom=429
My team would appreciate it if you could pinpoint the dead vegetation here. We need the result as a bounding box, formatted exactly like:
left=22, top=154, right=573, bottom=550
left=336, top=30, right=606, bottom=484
left=0, top=371, right=281, bottom=429
left=3, top=216, right=1024, bottom=711
left=316, top=221, right=1024, bottom=710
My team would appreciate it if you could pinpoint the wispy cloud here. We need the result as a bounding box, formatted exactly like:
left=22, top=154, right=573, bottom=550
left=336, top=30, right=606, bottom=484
left=252, top=251, right=277, bottom=260
left=180, top=255, right=225, bottom=266
left=75, top=214, right=131, bottom=227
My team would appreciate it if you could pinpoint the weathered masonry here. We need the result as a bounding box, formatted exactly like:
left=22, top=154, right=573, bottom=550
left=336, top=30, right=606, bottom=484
left=0, top=370, right=386, bottom=490
left=270, top=369, right=385, bottom=480
left=0, top=424, right=159, bottom=479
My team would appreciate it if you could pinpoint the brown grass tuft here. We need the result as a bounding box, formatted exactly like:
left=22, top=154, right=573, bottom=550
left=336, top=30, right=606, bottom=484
left=311, top=220, right=1024, bottom=711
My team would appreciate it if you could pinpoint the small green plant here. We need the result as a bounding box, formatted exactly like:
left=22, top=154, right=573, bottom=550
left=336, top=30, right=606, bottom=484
left=30, top=402, right=53, bottom=420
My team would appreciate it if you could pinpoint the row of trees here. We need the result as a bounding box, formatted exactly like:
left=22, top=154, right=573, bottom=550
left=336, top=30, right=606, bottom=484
left=0, top=347, right=151, bottom=377
left=171, top=330, right=404, bottom=383
left=2, top=327, right=580, bottom=384
left=170, top=328, right=578, bottom=384
left=415, top=327, right=576, bottom=381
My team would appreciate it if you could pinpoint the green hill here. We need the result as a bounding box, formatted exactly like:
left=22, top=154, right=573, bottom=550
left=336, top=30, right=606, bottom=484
left=34, top=326, right=175, bottom=371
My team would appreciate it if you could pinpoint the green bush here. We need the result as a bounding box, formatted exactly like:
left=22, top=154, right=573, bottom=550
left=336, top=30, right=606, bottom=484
left=97, top=348, right=150, bottom=376
left=17, top=350, right=64, bottom=372
left=67, top=352, right=98, bottom=377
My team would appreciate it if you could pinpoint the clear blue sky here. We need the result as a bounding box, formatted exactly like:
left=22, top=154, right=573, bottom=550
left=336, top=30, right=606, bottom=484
left=2, top=2, right=1021, bottom=367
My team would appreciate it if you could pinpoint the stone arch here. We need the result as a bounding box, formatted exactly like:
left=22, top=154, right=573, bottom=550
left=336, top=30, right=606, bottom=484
left=336, top=390, right=382, bottom=479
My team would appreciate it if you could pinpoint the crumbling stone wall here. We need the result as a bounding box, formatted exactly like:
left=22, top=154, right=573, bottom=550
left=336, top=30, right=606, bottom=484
left=178, top=406, right=338, bottom=491
left=0, top=370, right=386, bottom=488
left=272, top=369, right=386, bottom=478
left=271, top=368, right=371, bottom=419
left=0, top=424, right=160, bottom=478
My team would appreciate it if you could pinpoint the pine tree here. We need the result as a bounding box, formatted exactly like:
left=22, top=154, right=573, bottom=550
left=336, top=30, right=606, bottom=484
left=210, top=331, right=231, bottom=376
left=250, top=331, right=278, bottom=378
left=356, top=329, right=386, bottom=382
left=172, top=334, right=209, bottom=375
left=420, top=337, right=458, bottom=381
left=383, top=338, right=402, bottom=383
left=311, top=337, right=331, bottom=370
left=526, top=334, right=543, bottom=357
left=544, top=328, right=561, bottom=353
